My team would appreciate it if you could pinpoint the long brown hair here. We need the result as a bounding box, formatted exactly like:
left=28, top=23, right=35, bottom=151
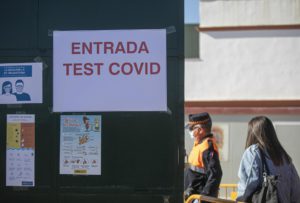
left=245, top=116, right=291, bottom=166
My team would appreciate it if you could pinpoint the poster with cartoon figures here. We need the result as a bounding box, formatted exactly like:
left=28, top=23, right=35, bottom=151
left=0, top=62, right=43, bottom=104
left=6, top=114, right=35, bottom=187
left=60, top=115, right=101, bottom=175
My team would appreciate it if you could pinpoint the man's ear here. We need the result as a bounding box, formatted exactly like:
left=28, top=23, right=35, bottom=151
left=199, top=127, right=206, bottom=135
left=196, top=127, right=202, bottom=134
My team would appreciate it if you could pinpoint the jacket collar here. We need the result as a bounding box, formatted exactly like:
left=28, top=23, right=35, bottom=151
left=194, top=133, right=213, bottom=145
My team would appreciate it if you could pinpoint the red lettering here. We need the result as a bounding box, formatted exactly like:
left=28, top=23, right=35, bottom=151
left=63, top=63, right=105, bottom=76
left=82, top=42, right=92, bottom=54
left=139, top=41, right=149, bottom=54
left=150, top=62, right=160, bottom=74
left=84, top=63, right=93, bottom=75
left=93, top=42, right=103, bottom=54
left=122, top=63, right=133, bottom=75
left=72, top=42, right=80, bottom=54
left=133, top=62, right=144, bottom=75
left=115, top=42, right=125, bottom=54
left=104, top=42, right=114, bottom=54
left=109, top=62, right=160, bottom=76
left=109, top=63, right=120, bottom=75
left=145, top=62, right=149, bottom=74
left=63, top=63, right=72, bottom=76
left=94, top=63, right=104, bottom=75
left=127, top=42, right=137, bottom=53
left=71, top=41, right=149, bottom=55
left=73, top=63, right=83, bottom=76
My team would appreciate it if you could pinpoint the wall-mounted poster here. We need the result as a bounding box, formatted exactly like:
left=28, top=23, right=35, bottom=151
left=0, top=63, right=43, bottom=104
left=6, top=114, right=35, bottom=187
left=212, top=123, right=229, bottom=162
left=60, top=115, right=101, bottom=175
left=53, top=29, right=166, bottom=112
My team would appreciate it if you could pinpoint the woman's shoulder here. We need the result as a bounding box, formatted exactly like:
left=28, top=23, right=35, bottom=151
left=241, top=144, right=261, bottom=163
left=244, top=144, right=260, bottom=156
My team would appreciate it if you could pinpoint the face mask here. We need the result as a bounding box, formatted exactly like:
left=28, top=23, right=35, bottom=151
left=188, top=130, right=194, bottom=139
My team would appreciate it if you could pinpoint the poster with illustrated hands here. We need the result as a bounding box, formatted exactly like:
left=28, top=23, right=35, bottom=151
left=6, top=114, right=35, bottom=187
left=60, top=115, right=101, bottom=175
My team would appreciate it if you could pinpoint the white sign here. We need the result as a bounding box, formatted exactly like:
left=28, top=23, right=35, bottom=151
left=6, top=114, right=35, bottom=187
left=60, top=115, right=101, bottom=175
left=0, top=63, right=43, bottom=104
left=53, top=29, right=167, bottom=112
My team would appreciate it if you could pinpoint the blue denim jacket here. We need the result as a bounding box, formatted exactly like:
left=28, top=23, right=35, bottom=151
left=237, top=144, right=300, bottom=203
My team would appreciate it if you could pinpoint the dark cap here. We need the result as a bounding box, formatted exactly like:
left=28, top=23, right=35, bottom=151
left=185, top=112, right=212, bottom=129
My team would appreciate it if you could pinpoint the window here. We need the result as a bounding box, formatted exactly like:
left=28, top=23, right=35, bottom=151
left=184, top=24, right=199, bottom=58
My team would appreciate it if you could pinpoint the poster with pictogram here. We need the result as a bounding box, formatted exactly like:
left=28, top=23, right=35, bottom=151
left=59, top=115, right=101, bottom=175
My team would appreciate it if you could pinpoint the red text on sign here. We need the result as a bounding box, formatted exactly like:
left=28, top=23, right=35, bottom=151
left=109, top=62, right=160, bottom=75
left=71, top=41, right=149, bottom=55
left=63, top=63, right=104, bottom=76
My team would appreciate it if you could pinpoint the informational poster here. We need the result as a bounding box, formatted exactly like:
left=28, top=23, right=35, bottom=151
left=53, top=29, right=167, bottom=112
left=6, top=114, right=35, bottom=187
left=212, top=123, right=229, bottom=162
left=0, top=63, right=43, bottom=104
left=60, top=115, right=101, bottom=175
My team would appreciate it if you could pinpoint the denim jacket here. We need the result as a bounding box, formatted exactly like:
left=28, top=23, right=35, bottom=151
left=237, top=144, right=300, bottom=203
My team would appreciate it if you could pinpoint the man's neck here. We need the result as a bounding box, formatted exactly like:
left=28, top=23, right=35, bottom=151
left=196, top=133, right=212, bottom=143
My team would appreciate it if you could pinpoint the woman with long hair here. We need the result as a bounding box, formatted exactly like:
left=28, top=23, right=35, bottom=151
left=0, top=81, right=16, bottom=103
left=237, top=116, right=300, bottom=202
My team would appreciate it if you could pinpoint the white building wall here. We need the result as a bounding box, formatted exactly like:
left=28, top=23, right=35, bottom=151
left=201, top=0, right=300, bottom=27
left=185, top=29, right=300, bottom=101
left=185, top=0, right=300, bottom=101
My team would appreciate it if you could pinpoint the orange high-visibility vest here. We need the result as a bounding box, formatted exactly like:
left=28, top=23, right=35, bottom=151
left=188, top=137, right=219, bottom=170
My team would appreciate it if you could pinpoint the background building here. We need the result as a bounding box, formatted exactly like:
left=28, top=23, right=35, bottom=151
left=185, top=0, right=300, bottom=184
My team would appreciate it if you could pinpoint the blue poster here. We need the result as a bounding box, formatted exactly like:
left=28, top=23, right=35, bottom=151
left=0, top=63, right=43, bottom=104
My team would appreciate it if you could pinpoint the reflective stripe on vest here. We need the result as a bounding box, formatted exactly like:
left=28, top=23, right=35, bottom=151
left=190, top=165, right=206, bottom=174
left=188, top=137, right=219, bottom=170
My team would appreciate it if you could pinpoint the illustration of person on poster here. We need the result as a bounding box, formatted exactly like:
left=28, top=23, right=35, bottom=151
left=14, top=79, right=31, bottom=101
left=83, top=116, right=90, bottom=131
left=1, top=81, right=17, bottom=103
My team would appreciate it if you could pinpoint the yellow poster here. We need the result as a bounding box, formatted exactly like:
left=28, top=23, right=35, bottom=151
left=6, top=114, right=35, bottom=187
left=7, top=123, right=21, bottom=148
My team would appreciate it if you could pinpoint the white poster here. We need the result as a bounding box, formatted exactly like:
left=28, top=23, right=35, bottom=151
left=0, top=63, right=43, bottom=104
left=60, top=115, right=101, bottom=175
left=6, top=114, right=35, bottom=187
left=53, top=29, right=167, bottom=112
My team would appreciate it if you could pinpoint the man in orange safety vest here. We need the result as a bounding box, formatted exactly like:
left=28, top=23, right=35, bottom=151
left=184, top=112, right=222, bottom=200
